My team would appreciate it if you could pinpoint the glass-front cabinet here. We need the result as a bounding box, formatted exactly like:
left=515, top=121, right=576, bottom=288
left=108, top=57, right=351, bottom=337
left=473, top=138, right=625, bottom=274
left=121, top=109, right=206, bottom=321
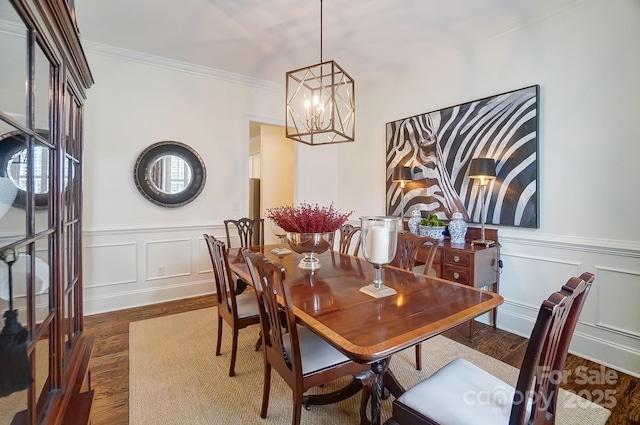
left=0, top=1, right=93, bottom=424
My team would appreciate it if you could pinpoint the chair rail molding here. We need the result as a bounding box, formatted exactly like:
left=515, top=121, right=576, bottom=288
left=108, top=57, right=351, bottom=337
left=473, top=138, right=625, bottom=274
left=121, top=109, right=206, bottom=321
left=501, top=232, right=640, bottom=257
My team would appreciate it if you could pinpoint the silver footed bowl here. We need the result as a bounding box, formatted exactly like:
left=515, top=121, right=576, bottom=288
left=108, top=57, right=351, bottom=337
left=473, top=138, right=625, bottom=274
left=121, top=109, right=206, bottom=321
left=286, top=232, right=333, bottom=255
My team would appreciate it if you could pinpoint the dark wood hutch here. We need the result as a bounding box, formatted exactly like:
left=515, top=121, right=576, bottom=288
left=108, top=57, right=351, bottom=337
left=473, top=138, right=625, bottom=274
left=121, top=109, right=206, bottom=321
left=1, top=0, right=94, bottom=424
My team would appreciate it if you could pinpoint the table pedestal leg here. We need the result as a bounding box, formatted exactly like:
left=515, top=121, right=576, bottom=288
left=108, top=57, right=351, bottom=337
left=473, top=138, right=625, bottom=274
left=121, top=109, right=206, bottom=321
left=369, top=358, right=390, bottom=425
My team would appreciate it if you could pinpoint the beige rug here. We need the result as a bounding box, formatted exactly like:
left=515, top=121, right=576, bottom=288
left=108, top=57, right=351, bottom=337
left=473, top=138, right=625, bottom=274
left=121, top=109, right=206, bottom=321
left=129, top=308, right=611, bottom=425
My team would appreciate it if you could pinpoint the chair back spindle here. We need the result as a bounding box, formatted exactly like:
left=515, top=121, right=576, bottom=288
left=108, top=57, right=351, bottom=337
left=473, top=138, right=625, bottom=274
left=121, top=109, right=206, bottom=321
left=337, top=224, right=362, bottom=256
left=205, top=234, right=239, bottom=319
left=511, top=274, right=591, bottom=424
left=391, top=233, right=439, bottom=271
left=225, top=217, right=265, bottom=248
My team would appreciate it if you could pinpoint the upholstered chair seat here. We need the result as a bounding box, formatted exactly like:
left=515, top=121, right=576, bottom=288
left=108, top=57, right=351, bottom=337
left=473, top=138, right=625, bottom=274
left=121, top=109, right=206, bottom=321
left=393, top=358, right=531, bottom=425
left=235, top=292, right=260, bottom=318
left=283, top=325, right=351, bottom=375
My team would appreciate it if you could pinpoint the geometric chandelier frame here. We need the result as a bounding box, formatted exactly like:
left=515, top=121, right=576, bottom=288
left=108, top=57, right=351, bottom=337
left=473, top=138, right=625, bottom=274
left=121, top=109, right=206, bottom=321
left=285, top=60, right=355, bottom=145
left=285, top=0, right=355, bottom=146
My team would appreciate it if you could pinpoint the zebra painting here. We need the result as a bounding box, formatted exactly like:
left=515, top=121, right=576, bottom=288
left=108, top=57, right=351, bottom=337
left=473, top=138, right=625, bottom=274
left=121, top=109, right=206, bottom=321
left=386, top=85, right=539, bottom=228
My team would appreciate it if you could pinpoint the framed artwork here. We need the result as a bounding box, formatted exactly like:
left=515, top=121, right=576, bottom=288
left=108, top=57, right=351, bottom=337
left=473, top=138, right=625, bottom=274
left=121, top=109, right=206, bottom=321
left=386, top=85, right=539, bottom=228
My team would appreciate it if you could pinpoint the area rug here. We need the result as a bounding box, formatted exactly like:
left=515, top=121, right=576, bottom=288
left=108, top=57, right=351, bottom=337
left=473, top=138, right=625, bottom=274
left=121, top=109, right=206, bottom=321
left=129, top=308, right=611, bottom=425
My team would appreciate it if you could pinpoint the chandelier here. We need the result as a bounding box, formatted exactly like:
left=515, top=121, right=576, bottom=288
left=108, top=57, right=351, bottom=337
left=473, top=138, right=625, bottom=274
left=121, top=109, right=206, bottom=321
left=285, top=0, right=355, bottom=146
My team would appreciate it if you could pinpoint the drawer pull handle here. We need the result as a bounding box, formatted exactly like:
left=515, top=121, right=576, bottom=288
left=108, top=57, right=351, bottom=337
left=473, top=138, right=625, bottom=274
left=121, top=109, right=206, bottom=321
left=453, top=272, right=460, bottom=280
left=454, top=256, right=460, bottom=263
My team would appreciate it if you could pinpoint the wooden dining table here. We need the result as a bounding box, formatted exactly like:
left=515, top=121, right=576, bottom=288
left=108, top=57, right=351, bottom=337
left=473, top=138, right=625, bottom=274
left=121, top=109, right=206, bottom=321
left=228, top=245, right=503, bottom=425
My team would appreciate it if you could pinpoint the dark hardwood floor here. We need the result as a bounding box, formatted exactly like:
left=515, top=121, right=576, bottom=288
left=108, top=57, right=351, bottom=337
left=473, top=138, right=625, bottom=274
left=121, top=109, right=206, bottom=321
left=83, top=295, right=639, bottom=425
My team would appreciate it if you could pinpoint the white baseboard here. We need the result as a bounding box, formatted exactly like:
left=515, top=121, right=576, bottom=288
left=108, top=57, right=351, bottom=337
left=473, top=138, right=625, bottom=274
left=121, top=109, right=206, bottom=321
left=83, top=280, right=213, bottom=316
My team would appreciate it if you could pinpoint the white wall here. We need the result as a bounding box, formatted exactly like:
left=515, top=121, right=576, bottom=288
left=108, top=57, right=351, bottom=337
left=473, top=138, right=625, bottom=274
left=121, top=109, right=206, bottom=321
left=83, top=52, right=284, bottom=230
left=339, top=0, right=640, bottom=376
left=81, top=0, right=639, bottom=376
left=82, top=50, right=284, bottom=313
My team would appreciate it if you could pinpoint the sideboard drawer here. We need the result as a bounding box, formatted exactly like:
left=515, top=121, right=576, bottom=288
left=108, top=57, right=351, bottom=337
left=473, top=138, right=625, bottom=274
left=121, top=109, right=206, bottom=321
left=443, top=251, right=471, bottom=267
left=443, top=267, right=470, bottom=285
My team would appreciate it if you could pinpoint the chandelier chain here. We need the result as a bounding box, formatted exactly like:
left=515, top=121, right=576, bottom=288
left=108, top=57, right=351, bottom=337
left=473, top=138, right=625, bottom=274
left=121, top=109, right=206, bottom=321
left=320, top=0, right=323, bottom=63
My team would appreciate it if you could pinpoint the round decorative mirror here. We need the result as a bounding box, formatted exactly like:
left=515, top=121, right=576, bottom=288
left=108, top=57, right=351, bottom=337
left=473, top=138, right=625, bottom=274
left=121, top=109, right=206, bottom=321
left=0, top=130, right=51, bottom=209
left=133, top=141, right=206, bottom=207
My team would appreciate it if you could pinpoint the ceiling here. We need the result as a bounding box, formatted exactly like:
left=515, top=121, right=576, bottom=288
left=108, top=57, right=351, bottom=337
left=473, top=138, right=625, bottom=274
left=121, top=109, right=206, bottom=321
left=73, top=0, right=585, bottom=86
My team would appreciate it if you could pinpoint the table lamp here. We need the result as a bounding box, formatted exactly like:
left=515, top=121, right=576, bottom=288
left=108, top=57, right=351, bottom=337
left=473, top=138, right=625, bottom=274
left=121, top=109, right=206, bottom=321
left=392, top=166, right=412, bottom=218
left=469, top=158, right=496, bottom=247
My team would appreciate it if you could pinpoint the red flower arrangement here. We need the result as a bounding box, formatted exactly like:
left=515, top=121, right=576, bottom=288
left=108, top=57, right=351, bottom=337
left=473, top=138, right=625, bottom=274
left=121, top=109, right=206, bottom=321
left=265, top=202, right=353, bottom=233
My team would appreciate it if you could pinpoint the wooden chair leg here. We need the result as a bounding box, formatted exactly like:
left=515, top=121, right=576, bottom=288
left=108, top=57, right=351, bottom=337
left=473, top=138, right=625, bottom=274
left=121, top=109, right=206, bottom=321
left=229, top=329, right=239, bottom=377
left=414, top=344, right=422, bottom=370
left=292, top=392, right=303, bottom=425
left=255, top=333, right=262, bottom=351
left=492, top=306, right=498, bottom=328
left=215, top=316, right=223, bottom=356
left=468, top=319, right=475, bottom=341
left=261, top=363, right=271, bottom=418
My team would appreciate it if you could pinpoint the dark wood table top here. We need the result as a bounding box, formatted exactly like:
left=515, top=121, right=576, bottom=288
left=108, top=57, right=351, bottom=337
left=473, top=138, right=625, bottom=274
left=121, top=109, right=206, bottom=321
left=228, top=245, right=503, bottom=364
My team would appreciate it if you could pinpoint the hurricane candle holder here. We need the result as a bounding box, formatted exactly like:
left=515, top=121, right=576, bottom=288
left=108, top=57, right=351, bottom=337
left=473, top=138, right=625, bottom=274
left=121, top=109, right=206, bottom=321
left=270, top=220, right=291, bottom=255
left=359, top=216, right=400, bottom=298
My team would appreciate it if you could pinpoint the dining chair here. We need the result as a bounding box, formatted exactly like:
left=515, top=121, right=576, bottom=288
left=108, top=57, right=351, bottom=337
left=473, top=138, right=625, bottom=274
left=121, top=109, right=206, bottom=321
left=386, top=272, right=594, bottom=425
left=551, top=272, right=595, bottom=387
left=390, top=232, right=440, bottom=370
left=224, top=217, right=265, bottom=248
left=242, top=250, right=376, bottom=425
left=224, top=217, right=265, bottom=294
left=390, top=232, right=438, bottom=271
left=204, top=234, right=261, bottom=377
left=337, top=223, right=361, bottom=256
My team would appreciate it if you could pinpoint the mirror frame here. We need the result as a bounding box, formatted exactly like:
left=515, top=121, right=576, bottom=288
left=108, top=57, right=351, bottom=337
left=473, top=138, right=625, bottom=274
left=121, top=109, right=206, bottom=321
left=133, top=141, right=206, bottom=208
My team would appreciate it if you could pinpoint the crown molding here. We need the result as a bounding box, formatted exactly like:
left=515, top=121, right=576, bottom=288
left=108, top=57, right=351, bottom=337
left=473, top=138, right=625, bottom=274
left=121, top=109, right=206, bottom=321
left=82, top=40, right=283, bottom=93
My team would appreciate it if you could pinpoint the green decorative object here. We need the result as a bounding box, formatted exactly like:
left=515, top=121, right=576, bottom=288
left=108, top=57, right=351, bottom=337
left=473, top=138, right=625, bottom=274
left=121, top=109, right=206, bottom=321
left=419, top=214, right=446, bottom=241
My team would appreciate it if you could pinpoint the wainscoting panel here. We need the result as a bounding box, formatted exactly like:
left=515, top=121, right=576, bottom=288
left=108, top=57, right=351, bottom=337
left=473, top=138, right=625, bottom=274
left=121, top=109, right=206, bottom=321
left=197, top=235, right=213, bottom=274
left=498, top=252, right=581, bottom=310
left=596, top=267, right=640, bottom=338
left=83, top=224, right=226, bottom=315
left=146, top=239, right=191, bottom=280
left=84, top=243, right=138, bottom=287
left=497, top=233, right=640, bottom=377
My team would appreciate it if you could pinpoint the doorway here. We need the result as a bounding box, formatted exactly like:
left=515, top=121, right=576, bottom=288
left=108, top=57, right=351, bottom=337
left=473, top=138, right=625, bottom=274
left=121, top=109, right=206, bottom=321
left=248, top=121, right=295, bottom=244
